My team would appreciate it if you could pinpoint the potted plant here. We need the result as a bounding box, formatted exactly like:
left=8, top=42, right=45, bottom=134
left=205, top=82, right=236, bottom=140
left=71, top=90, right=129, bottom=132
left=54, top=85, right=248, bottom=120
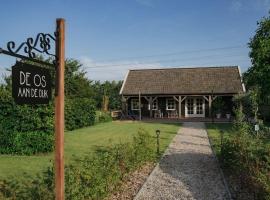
left=224, top=104, right=231, bottom=119
left=212, top=97, right=225, bottom=119
left=226, top=113, right=231, bottom=119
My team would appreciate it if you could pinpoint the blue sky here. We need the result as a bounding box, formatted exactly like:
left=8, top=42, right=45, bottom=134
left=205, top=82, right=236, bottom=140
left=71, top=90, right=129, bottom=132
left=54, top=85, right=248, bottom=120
left=0, top=0, right=269, bottom=81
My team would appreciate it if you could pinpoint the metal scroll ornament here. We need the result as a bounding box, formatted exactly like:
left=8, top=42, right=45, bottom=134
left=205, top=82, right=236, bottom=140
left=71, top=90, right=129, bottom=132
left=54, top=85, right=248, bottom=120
left=7, top=33, right=57, bottom=59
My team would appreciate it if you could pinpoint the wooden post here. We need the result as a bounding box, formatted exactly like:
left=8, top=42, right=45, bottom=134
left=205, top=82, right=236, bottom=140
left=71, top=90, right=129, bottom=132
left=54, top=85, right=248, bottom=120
left=178, top=96, right=181, bottom=119
left=139, top=91, right=141, bottom=120
left=149, top=96, right=153, bottom=118
left=209, top=95, right=212, bottom=121
left=55, top=18, right=65, bottom=200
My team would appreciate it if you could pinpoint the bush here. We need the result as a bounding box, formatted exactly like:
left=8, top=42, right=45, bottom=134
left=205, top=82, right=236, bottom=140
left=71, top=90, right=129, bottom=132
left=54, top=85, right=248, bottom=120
left=0, top=87, right=54, bottom=155
left=65, top=98, right=96, bottom=131
left=95, top=111, right=112, bottom=123
left=220, top=125, right=270, bottom=199
left=0, top=129, right=156, bottom=200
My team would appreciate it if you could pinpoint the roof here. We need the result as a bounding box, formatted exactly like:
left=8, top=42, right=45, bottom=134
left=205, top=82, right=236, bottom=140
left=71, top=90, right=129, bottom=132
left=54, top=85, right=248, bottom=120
left=120, top=66, right=245, bottom=95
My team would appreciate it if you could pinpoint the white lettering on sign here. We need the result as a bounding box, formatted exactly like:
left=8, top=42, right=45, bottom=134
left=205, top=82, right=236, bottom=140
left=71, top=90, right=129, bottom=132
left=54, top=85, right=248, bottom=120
left=33, top=74, right=46, bottom=87
left=17, top=88, right=49, bottom=98
left=19, top=71, right=31, bottom=86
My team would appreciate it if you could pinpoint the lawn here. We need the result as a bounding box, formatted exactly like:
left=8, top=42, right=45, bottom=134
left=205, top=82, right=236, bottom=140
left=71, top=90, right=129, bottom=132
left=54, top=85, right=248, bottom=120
left=206, top=123, right=234, bottom=156
left=0, top=121, right=179, bottom=180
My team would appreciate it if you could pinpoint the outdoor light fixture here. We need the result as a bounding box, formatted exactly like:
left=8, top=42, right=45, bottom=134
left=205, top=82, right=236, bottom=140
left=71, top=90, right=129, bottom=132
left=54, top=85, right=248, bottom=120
left=156, top=130, right=161, bottom=155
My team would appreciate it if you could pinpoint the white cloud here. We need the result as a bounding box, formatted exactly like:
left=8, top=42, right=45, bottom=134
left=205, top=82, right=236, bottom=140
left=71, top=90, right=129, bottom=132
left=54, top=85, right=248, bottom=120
left=79, top=56, right=163, bottom=81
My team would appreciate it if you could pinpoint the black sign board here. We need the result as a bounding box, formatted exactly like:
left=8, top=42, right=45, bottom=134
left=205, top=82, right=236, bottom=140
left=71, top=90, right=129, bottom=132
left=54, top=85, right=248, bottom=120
left=12, top=62, right=52, bottom=105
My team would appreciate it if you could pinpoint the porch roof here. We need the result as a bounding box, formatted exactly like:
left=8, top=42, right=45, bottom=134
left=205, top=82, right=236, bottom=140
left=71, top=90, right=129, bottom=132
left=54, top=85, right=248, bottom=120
left=120, top=66, right=245, bottom=95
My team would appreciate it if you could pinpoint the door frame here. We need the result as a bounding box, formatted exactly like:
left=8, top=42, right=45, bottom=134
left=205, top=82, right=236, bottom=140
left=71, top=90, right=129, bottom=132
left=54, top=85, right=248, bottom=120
left=185, top=97, right=205, bottom=117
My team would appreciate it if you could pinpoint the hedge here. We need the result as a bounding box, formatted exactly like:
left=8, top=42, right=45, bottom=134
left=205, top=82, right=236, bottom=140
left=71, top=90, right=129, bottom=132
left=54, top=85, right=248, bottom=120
left=0, top=86, right=96, bottom=154
left=0, top=87, right=54, bottom=155
left=65, top=98, right=96, bottom=131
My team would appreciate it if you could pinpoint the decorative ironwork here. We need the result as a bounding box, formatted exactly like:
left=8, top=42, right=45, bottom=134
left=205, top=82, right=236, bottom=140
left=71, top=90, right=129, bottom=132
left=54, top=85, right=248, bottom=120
left=7, top=32, right=57, bottom=59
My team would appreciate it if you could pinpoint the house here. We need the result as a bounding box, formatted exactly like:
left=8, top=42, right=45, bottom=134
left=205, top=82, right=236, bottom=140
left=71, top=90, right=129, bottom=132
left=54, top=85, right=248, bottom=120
left=119, top=66, right=245, bottom=119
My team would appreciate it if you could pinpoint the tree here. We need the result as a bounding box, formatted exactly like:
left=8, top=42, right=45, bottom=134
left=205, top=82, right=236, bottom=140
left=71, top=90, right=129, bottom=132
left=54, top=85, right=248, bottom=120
left=64, top=59, right=94, bottom=99
left=92, top=80, right=122, bottom=110
left=244, top=13, right=270, bottom=101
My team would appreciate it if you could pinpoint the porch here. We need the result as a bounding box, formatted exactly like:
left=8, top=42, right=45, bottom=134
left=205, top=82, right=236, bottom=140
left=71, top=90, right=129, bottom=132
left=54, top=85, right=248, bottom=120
left=121, top=95, right=234, bottom=120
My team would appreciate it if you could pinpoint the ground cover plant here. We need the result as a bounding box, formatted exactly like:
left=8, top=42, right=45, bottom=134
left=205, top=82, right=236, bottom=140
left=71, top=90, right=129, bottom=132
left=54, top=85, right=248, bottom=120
left=207, top=121, right=270, bottom=200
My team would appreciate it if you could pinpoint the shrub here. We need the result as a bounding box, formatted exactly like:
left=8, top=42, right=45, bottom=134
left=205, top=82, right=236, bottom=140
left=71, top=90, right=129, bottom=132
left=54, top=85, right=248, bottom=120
left=65, top=98, right=96, bottom=131
left=220, top=122, right=270, bottom=199
left=0, top=87, right=54, bottom=155
left=0, top=129, right=156, bottom=200
left=95, top=111, right=112, bottom=123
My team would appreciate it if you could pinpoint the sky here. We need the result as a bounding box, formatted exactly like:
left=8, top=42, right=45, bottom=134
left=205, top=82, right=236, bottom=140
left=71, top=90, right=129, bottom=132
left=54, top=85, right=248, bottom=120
left=0, top=0, right=269, bottom=81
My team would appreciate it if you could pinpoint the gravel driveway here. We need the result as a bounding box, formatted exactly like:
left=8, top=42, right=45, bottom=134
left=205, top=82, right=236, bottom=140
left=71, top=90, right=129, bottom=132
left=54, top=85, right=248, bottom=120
left=134, top=122, right=230, bottom=200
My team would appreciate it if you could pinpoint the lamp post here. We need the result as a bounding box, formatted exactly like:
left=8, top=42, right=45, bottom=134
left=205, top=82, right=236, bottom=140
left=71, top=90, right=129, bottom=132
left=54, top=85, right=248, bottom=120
left=156, top=130, right=160, bottom=155
left=211, top=89, right=214, bottom=123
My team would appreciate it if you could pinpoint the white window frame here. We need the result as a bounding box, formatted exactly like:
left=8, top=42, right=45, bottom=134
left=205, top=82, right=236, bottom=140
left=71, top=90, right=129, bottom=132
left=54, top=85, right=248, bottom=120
left=184, top=97, right=205, bottom=117
left=148, top=99, right=158, bottom=110
left=166, top=98, right=176, bottom=110
left=131, top=99, right=140, bottom=110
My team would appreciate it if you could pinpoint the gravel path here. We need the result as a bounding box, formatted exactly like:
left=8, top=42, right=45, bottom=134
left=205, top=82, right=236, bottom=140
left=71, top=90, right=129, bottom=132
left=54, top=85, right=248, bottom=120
left=134, top=122, right=230, bottom=200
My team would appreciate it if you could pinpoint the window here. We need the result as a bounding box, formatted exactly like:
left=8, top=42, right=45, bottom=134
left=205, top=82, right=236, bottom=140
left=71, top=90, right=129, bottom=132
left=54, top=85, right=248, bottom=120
left=196, top=98, right=203, bottom=114
left=187, top=98, right=194, bottom=114
left=131, top=99, right=140, bottom=110
left=166, top=98, right=176, bottom=110
left=148, top=99, right=158, bottom=110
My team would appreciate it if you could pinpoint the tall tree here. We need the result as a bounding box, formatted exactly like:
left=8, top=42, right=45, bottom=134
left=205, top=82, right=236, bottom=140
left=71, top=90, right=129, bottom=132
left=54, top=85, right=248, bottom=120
left=64, top=59, right=94, bottom=99
left=244, top=14, right=270, bottom=101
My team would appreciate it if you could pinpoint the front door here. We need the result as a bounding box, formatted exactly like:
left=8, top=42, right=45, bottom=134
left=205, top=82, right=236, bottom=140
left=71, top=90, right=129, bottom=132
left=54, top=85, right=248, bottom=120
left=185, top=97, right=205, bottom=117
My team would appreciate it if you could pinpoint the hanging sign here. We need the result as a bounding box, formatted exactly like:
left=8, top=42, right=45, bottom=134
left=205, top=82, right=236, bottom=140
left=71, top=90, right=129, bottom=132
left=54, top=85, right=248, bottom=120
left=12, top=62, right=52, bottom=104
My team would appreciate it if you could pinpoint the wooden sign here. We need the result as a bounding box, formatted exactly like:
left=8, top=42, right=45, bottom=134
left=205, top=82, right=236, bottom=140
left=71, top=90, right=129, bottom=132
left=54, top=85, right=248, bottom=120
left=12, top=61, right=52, bottom=104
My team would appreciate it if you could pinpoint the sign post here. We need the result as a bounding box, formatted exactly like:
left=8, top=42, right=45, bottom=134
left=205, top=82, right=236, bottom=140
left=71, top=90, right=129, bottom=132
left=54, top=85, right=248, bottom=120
left=55, top=18, right=65, bottom=200
left=0, top=18, right=66, bottom=200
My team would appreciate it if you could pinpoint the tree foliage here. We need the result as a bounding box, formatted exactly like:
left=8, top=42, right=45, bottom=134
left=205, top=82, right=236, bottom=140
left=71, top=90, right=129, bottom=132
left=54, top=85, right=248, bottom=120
left=92, top=80, right=122, bottom=110
left=244, top=14, right=270, bottom=100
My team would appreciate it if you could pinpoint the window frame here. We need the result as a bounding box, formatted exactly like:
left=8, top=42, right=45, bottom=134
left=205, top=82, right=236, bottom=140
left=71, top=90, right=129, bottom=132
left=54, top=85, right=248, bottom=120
left=166, top=98, right=176, bottom=110
left=131, top=98, right=140, bottom=110
left=148, top=99, right=158, bottom=110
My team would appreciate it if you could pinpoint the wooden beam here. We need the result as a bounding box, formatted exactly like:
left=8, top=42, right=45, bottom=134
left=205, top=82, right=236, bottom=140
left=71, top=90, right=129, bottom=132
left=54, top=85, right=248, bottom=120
left=178, top=96, right=181, bottom=119
left=149, top=96, right=153, bottom=118
left=203, top=96, right=209, bottom=102
left=209, top=95, right=212, bottom=118
left=142, top=96, right=150, bottom=102
left=173, top=96, right=179, bottom=102
left=152, top=96, right=158, bottom=102
left=55, top=18, right=65, bottom=200
left=181, top=96, right=186, bottom=102
left=139, top=91, right=141, bottom=121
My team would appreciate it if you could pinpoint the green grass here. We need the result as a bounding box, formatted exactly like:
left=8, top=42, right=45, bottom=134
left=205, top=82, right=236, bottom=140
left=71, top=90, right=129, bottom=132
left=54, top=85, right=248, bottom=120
left=0, top=121, right=179, bottom=180
left=206, top=123, right=234, bottom=156
left=207, top=122, right=270, bottom=153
